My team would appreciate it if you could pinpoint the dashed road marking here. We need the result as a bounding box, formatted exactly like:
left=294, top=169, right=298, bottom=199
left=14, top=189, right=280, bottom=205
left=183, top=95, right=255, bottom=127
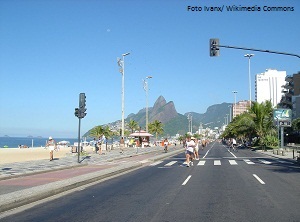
left=253, top=174, right=265, bottom=184
left=198, top=160, right=206, bottom=166
left=182, top=175, right=192, bottom=185
left=149, top=161, right=163, bottom=166
left=244, top=159, right=255, bottom=165
left=214, top=160, right=221, bottom=165
left=229, top=160, right=238, bottom=165
left=164, top=161, right=177, bottom=166
left=258, top=159, right=272, bottom=165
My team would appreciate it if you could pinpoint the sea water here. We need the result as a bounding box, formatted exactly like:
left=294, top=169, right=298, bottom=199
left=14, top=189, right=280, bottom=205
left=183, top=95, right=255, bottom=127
left=0, top=137, right=78, bottom=148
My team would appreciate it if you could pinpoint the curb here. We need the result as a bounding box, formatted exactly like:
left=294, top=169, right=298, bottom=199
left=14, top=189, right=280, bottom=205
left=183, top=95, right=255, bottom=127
left=256, top=150, right=298, bottom=163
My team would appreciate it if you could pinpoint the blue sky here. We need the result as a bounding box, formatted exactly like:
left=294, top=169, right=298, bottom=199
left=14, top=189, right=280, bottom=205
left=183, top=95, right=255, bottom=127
left=0, top=0, right=299, bottom=138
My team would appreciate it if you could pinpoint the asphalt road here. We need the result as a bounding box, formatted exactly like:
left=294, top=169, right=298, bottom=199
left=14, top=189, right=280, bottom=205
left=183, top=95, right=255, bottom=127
left=2, top=141, right=300, bottom=222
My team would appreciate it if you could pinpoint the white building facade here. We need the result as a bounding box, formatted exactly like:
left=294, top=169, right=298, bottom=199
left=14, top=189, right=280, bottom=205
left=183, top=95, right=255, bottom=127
left=255, top=69, right=286, bottom=107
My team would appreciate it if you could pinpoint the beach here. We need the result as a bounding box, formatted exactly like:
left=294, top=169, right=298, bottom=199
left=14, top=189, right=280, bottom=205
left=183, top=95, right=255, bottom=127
left=0, top=146, right=77, bottom=164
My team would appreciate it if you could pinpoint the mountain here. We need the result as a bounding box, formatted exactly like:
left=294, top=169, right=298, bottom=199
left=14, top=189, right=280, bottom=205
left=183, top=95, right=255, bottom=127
left=85, top=95, right=232, bottom=137
left=126, top=96, right=179, bottom=128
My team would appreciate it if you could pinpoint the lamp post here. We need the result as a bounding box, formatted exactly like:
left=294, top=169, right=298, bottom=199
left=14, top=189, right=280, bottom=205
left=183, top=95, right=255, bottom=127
left=244, top=54, right=254, bottom=104
left=228, top=105, right=232, bottom=122
left=144, top=76, right=152, bottom=132
left=187, top=113, right=192, bottom=134
left=117, top=52, right=130, bottom=138
left=232, top=91, right=238, bottom=118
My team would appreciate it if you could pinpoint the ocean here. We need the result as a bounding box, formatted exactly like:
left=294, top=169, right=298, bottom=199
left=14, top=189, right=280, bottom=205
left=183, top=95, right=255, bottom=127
left=0, top=137, right=79, bottom=148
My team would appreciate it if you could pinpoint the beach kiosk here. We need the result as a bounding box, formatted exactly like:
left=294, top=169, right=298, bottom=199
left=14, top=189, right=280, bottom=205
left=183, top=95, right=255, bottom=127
left=129, top=130, right=153, bottom=147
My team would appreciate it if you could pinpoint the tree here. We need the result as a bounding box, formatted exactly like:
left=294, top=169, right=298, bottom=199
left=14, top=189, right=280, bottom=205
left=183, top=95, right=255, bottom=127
left=148, top=120, right=164, bottom=140
left=221, top=101, right=277, bottom=147
left=128, top=119, right=139, bottom=133
left=249, top=100, right=275, bottom=145
left=103, top=126, right=113, bottom=139
left=292, top=118, right=300, bottom=132
left=89, top=125, right=105, bottom=139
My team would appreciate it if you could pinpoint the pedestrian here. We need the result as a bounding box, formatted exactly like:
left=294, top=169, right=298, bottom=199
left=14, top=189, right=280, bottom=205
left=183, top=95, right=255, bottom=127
left=93, top=138, right=98, bottom=153
left=46, top=136, right=56, bottom=161
left=97, top=141, right=102, bottom=155
left=194, top=138, right=200, bottom=160
left=164, top=138, right=168, bottom=152
left=184, top=136, right=195, bottom=167
left=201, top=138, right=206, bottom=150
left=120, top=137, right=125, bottom=153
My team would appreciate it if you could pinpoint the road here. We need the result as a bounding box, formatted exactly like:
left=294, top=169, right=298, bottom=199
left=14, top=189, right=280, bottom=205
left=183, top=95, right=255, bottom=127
left=2, top=141, right=300, bottom=222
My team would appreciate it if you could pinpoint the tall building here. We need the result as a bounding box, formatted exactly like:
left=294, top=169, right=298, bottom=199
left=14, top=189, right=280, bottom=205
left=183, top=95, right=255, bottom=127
left=279, top=71, right=300, bottom=119
left=232, top=100, right=251, bottom=119
left=255, top=69, right=286, bottom=107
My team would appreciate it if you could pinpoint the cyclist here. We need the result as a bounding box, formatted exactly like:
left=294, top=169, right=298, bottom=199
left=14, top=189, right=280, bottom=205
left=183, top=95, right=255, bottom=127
left=232, top=138, right=237, bottom=152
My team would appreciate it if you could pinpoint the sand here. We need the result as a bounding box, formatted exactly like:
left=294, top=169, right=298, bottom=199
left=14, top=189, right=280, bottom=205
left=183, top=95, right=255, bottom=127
left=0, top=146, right=78, bottom=164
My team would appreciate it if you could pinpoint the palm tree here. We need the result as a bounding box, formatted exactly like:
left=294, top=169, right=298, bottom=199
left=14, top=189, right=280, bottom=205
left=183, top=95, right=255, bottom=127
left=103, top=126, right=113, bottom=139
left=148, top=120, right=164, bottom=140
left=89, top=125, right=105, bottom=139
left=128, top=119, right=139, bottom=133
left=222, top=100, right=276, bottom=147
left=249, top=100, right=274, bottom=141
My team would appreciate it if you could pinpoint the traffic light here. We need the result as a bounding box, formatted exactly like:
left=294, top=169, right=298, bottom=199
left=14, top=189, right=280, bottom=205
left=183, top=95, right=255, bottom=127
left=80, top=108, right=87, bottom=118
left=74, top=108, right=80, bottom=117
left=79, top=93, right=86, bottom=109
left=210, top=38, right=220, bottom=57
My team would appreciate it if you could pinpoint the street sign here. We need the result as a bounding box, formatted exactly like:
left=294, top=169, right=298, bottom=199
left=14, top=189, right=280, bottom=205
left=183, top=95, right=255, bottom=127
left=273, top=108, right=292, bottom=127
left=279, top=120, right=291, bottom=127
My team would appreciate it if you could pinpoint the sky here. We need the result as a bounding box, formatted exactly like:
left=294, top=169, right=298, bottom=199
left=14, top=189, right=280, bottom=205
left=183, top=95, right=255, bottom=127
left=0, top=0, right=299, bottom=138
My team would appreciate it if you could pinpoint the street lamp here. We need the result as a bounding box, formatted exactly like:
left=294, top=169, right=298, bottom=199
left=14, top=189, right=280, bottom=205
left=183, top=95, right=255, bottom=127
left=244, top=54, right=254, bottom=104
left=117, top=52, right=130, bottom=138
left=228, top=105, right=232, bottom=122
left=232, top=91, right=238, bottom=119
left=143, top=76, right=152, bottom=132
left=187, top=113, right=192, bottom=134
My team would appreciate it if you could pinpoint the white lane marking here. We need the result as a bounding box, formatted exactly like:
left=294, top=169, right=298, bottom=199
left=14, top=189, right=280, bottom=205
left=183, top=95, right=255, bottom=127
left=214, top=160, right=221, bottom=165
left=244, top=159, right=255, bottom=165
left=150, top=161, right=163, bottom=166
left=202, top=149, right=210, bottom=158
left=228, top=150, right=237, bottom=158
left=253, top=174, right=265, bottom=184
left=165, top=161, right=177, bottom=166
left=229, top=160, right=238, bottom=165
left=198, top=160, right=206, bottom=166
left=182, top=175, right=192, bottom=186
left=258, top=159, right=272, bottom=165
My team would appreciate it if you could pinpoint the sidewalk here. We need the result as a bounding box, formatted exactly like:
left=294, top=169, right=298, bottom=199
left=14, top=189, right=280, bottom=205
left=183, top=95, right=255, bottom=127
left=0, top=145, right=184, bottom=213
left=256, top=147, right=300, bottom=162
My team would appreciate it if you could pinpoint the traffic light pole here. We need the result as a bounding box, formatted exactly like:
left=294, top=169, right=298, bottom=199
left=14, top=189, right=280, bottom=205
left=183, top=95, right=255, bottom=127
left=77, top=117, right=81, bottom=163
left=215, top=43, right=300, bottom=58
left=74, top=93, right=87, bottom=163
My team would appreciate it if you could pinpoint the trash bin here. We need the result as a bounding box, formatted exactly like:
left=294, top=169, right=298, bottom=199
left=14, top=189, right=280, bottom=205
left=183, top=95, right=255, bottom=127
left=72, top=146, right=78, bottom=153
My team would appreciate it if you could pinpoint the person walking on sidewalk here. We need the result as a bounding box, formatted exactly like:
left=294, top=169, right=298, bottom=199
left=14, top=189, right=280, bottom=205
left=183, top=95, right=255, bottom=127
left=164, top=138, right=168, bottom=153
left=46, top=136, right=56, bottom=161
left=120, top=137, right=125, bottom=154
